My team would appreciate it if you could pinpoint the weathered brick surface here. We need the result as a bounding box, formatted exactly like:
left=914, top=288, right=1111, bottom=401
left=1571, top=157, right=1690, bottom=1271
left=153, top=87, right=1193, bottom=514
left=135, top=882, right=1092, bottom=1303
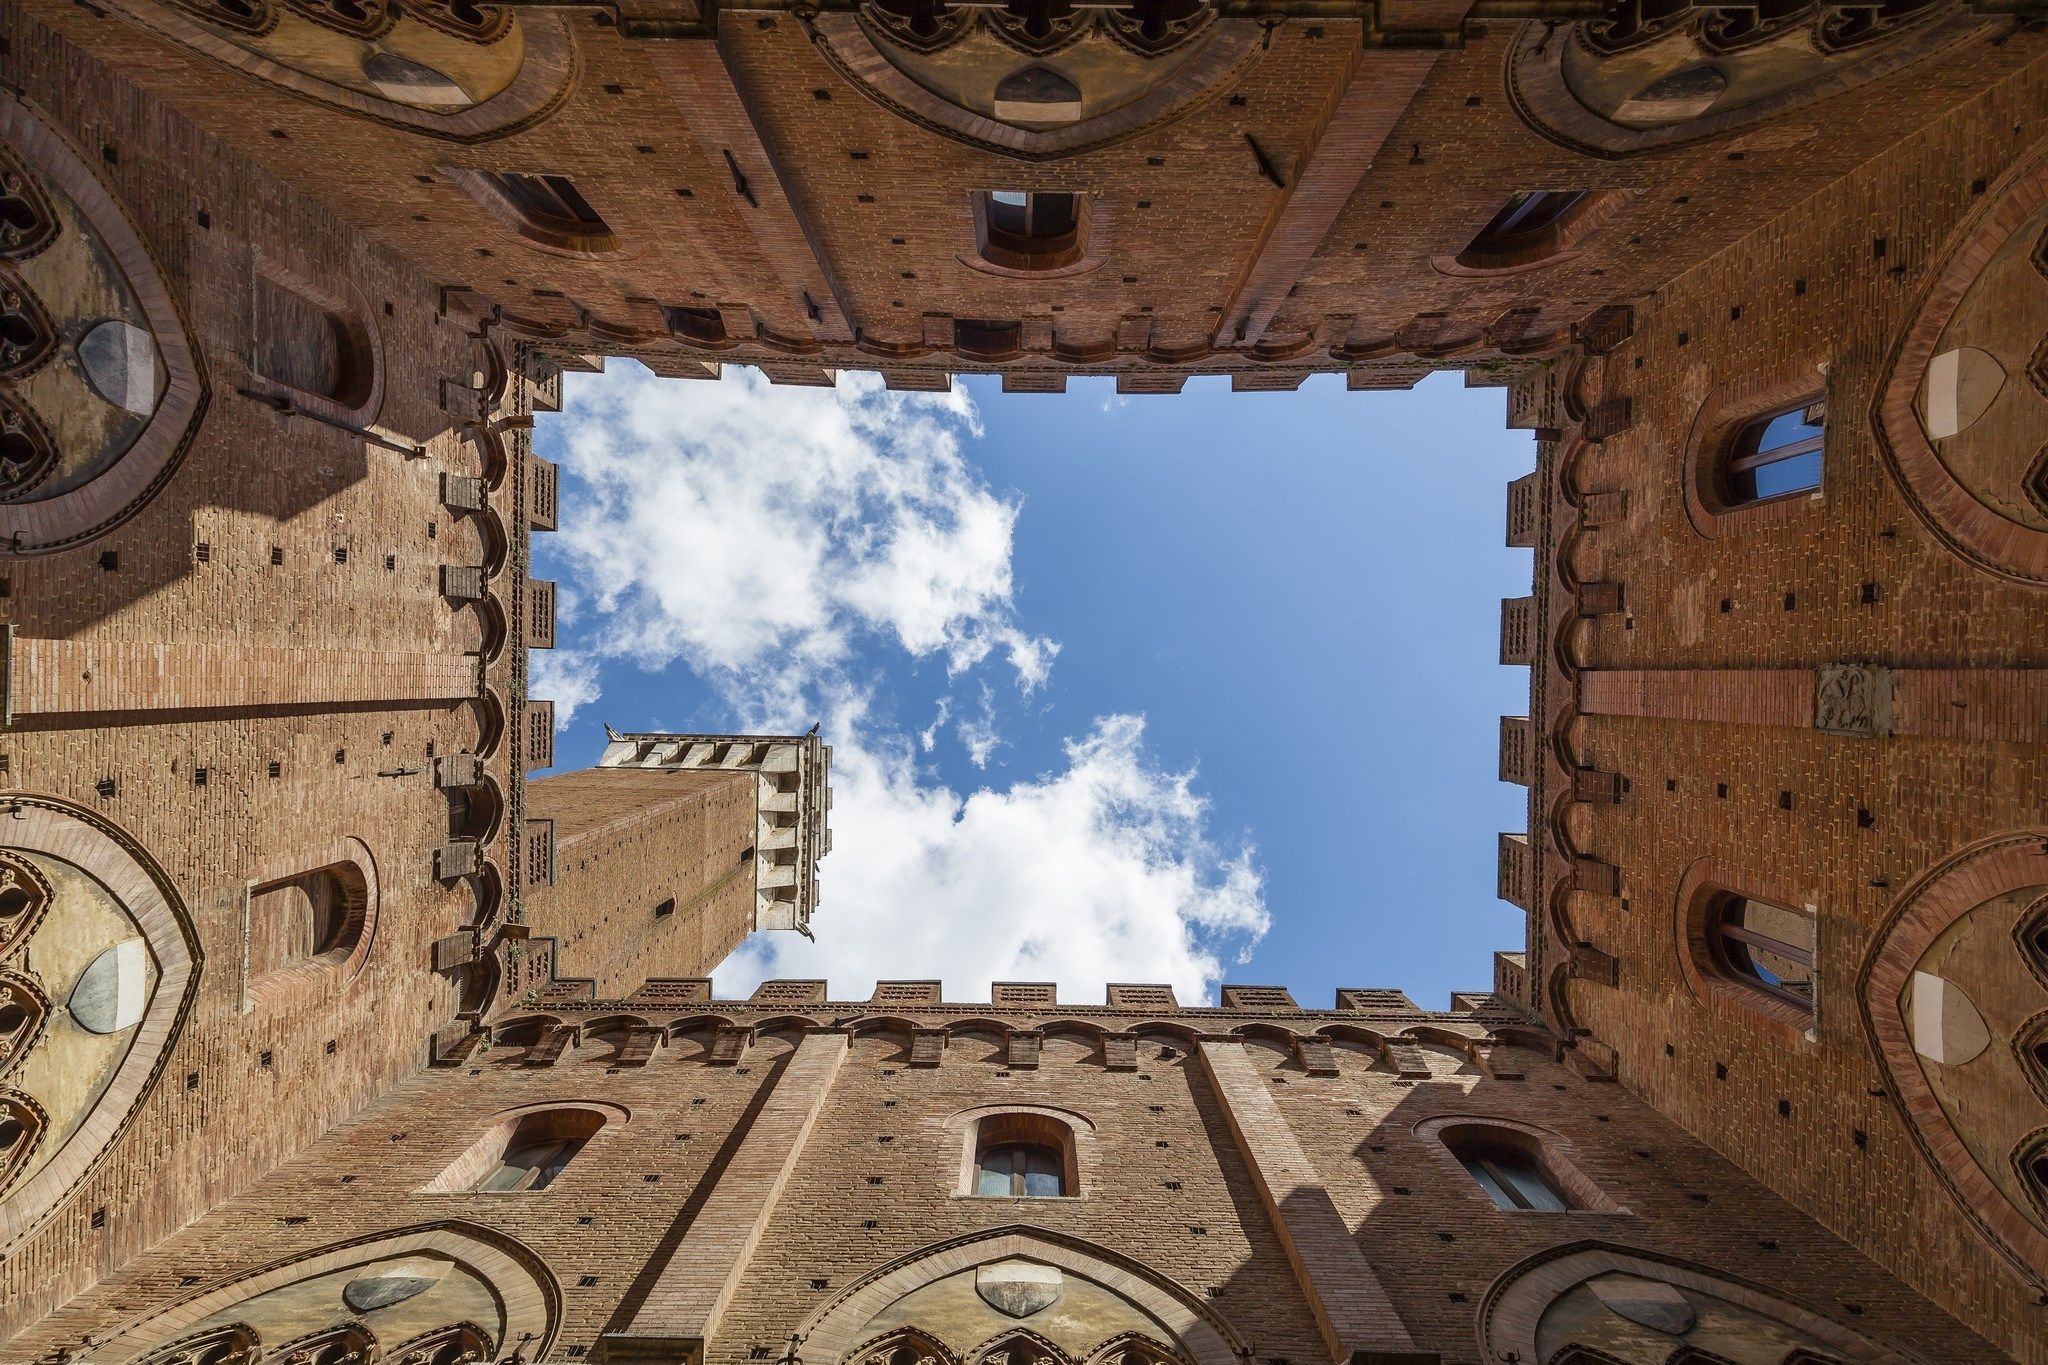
left=1514, top=46, right=2048, bottom=1365
left=4, top=998, right=2002, bottom=1363
left=525, top=769, right=759, bottom=996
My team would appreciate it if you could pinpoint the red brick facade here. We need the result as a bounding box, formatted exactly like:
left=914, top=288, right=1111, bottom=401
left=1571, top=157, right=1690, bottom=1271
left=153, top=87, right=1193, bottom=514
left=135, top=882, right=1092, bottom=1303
left=0, top=0, right=2044, bottom=1361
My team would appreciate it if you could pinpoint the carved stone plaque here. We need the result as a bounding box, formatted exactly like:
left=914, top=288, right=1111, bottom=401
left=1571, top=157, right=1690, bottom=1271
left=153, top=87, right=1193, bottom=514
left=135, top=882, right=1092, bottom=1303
left=975, top=1260, right=1061, bottom=1318
left=1814, top=663, right=1890, bottom=738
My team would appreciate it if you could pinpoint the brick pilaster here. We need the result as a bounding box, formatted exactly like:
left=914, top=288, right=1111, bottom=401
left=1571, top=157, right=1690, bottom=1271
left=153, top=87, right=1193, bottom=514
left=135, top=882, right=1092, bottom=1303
left=1195, top=1041, right=1432, bottom=1365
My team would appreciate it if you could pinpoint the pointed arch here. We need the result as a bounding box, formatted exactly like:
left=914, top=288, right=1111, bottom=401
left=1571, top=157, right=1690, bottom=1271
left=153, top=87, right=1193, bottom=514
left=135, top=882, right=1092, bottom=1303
left=796, top=1227, right=1241, bottom=1365
left=0, top=797, right=199, bottom=1250
left=966, top=1327, right=1071, bottom=1365
left=96, top=1222, right=556, bottom=1363
left=1080, top=1333, right=1191, bottom=1365
left=845, top=1326, right=959, bottom=1365
left=1477, top=1242, right=1929, bottom=1365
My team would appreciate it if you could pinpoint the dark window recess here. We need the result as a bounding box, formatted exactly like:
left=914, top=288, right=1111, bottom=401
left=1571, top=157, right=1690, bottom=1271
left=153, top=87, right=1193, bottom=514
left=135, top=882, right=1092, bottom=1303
left=481, top=172, right=609, bottom=234
left=1723, top=398, right=1825, bottom=506
left=655, top=898, right=676, bottom=918
left=1460, top=190, right=1588, bottom=265
left=1446, top=1134, right=1571, bottom=1211
left=667, top=306, right=728, bottom=345
left=976, top=190, right=1084, bottom=271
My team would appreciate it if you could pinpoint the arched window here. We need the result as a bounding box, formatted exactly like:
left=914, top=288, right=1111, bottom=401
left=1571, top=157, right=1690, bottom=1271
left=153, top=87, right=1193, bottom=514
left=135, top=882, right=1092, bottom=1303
left=471, top=1109, right=602, bottom=1192
left=1454, top=190, right=1596, bottom=270
left=967, top=1111, right=1077, bottom=1197
left=1721, top=398, right=1825, bottom=506
left=1441, top=1126, right=1573, bottom=1211
left=247, top=863, right=368, bottom=984
left=137, top=1324, right=261, bottom=1365
left=2018, top=1133, right=2048, bottom=1224
left=974, top=191, right=1086, bottom=272
left=384, top=1324, right=493, bottom=1365
left=1705, top=894, right=1815, bottom=1014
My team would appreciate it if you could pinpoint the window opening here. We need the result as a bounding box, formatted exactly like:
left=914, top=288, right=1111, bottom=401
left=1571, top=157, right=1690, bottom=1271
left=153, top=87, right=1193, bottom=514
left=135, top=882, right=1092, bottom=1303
left=1452, top=1139, right=1570, bottom=1211
left=975, top=1140, right=1065, bottom=1197
left=1724, top=398, right=1825, bottom=505
left=477, top=1130, right=586, bottom=1191
left=482, top=173, right=608, bottom=234
left=1707, top=894, right=1815, bottom=1011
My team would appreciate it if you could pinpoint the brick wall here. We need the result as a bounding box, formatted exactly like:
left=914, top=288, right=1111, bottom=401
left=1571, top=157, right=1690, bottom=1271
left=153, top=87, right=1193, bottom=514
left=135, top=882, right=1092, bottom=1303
left=524, top=769, right=760, bottom=995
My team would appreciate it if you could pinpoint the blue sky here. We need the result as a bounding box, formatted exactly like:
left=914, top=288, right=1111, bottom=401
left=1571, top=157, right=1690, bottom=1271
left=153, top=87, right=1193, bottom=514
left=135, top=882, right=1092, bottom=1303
left=530, top=364, right=1533, bottom=1009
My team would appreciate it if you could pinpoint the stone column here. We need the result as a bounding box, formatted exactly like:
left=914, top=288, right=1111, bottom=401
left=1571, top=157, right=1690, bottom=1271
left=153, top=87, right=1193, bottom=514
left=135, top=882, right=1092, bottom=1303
left=1195, top=1041, right=1434, bottom=1365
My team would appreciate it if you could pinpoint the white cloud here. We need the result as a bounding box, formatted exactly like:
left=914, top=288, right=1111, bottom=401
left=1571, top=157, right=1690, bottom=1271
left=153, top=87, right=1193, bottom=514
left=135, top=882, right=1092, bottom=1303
left=529, top=648, right=601, bottom=728
left=955, top=681, right=1002, bottom=769
left=719, top=708, right=1267, bottom=1005
left=547, top=363, right=1050, bottom=706
left=540, top=362, right=1269, bottom=1001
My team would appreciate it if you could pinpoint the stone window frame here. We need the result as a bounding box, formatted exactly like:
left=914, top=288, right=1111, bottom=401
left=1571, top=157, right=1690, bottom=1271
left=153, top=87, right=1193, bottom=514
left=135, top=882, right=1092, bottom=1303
left=944, top=1103, right=1093, bottom=1202
left=1478, top=1243, right=1924, bottom=1365
left=1679, top=368, right=1831, bottom=540
left=1501, top=12, right=1995, bottom=159
left=808, top=12, right=1263, bottom=162
left=795, top=1227, right=1241, bottom=1365
left=0, top=798, right=200, bottom=1251
left=245, top=252, right=386, bottom=431
left=418, top=1100, right=628, bottom=1196
left=237, top=836, right=380, bottom=1014
left=1672, top=858, right=1821, bottom=1043
left=95, top=0, right=576, bottom=140
left=1861, top=834, right=2048, bottom=1288
left=1413, top=1114, right=1628, bottom=1216
left=1873, top=149, right=2048, bottom=588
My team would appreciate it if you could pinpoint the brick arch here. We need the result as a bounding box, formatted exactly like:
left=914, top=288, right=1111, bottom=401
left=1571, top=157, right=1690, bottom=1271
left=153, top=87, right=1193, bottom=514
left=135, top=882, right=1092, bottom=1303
left=1874, top=144, right=2048, bottom=587
left=0, top=95, right=207, bottom=556
left=1859, top=831, right=2048, bottom=1290
left=1476, top=1241, right=1929, bottom=1364
left=807, top=14, right=1262, bottom=163
left=91, top=0, right=575, bottom=141
left=92, top=1221, right=558, bottom=1362
left=1504, top=9, right=1994, bottom=160
left=794, top=1227, right=1242, bottom=1365
left=0, top=796, right=199, bottom=1250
